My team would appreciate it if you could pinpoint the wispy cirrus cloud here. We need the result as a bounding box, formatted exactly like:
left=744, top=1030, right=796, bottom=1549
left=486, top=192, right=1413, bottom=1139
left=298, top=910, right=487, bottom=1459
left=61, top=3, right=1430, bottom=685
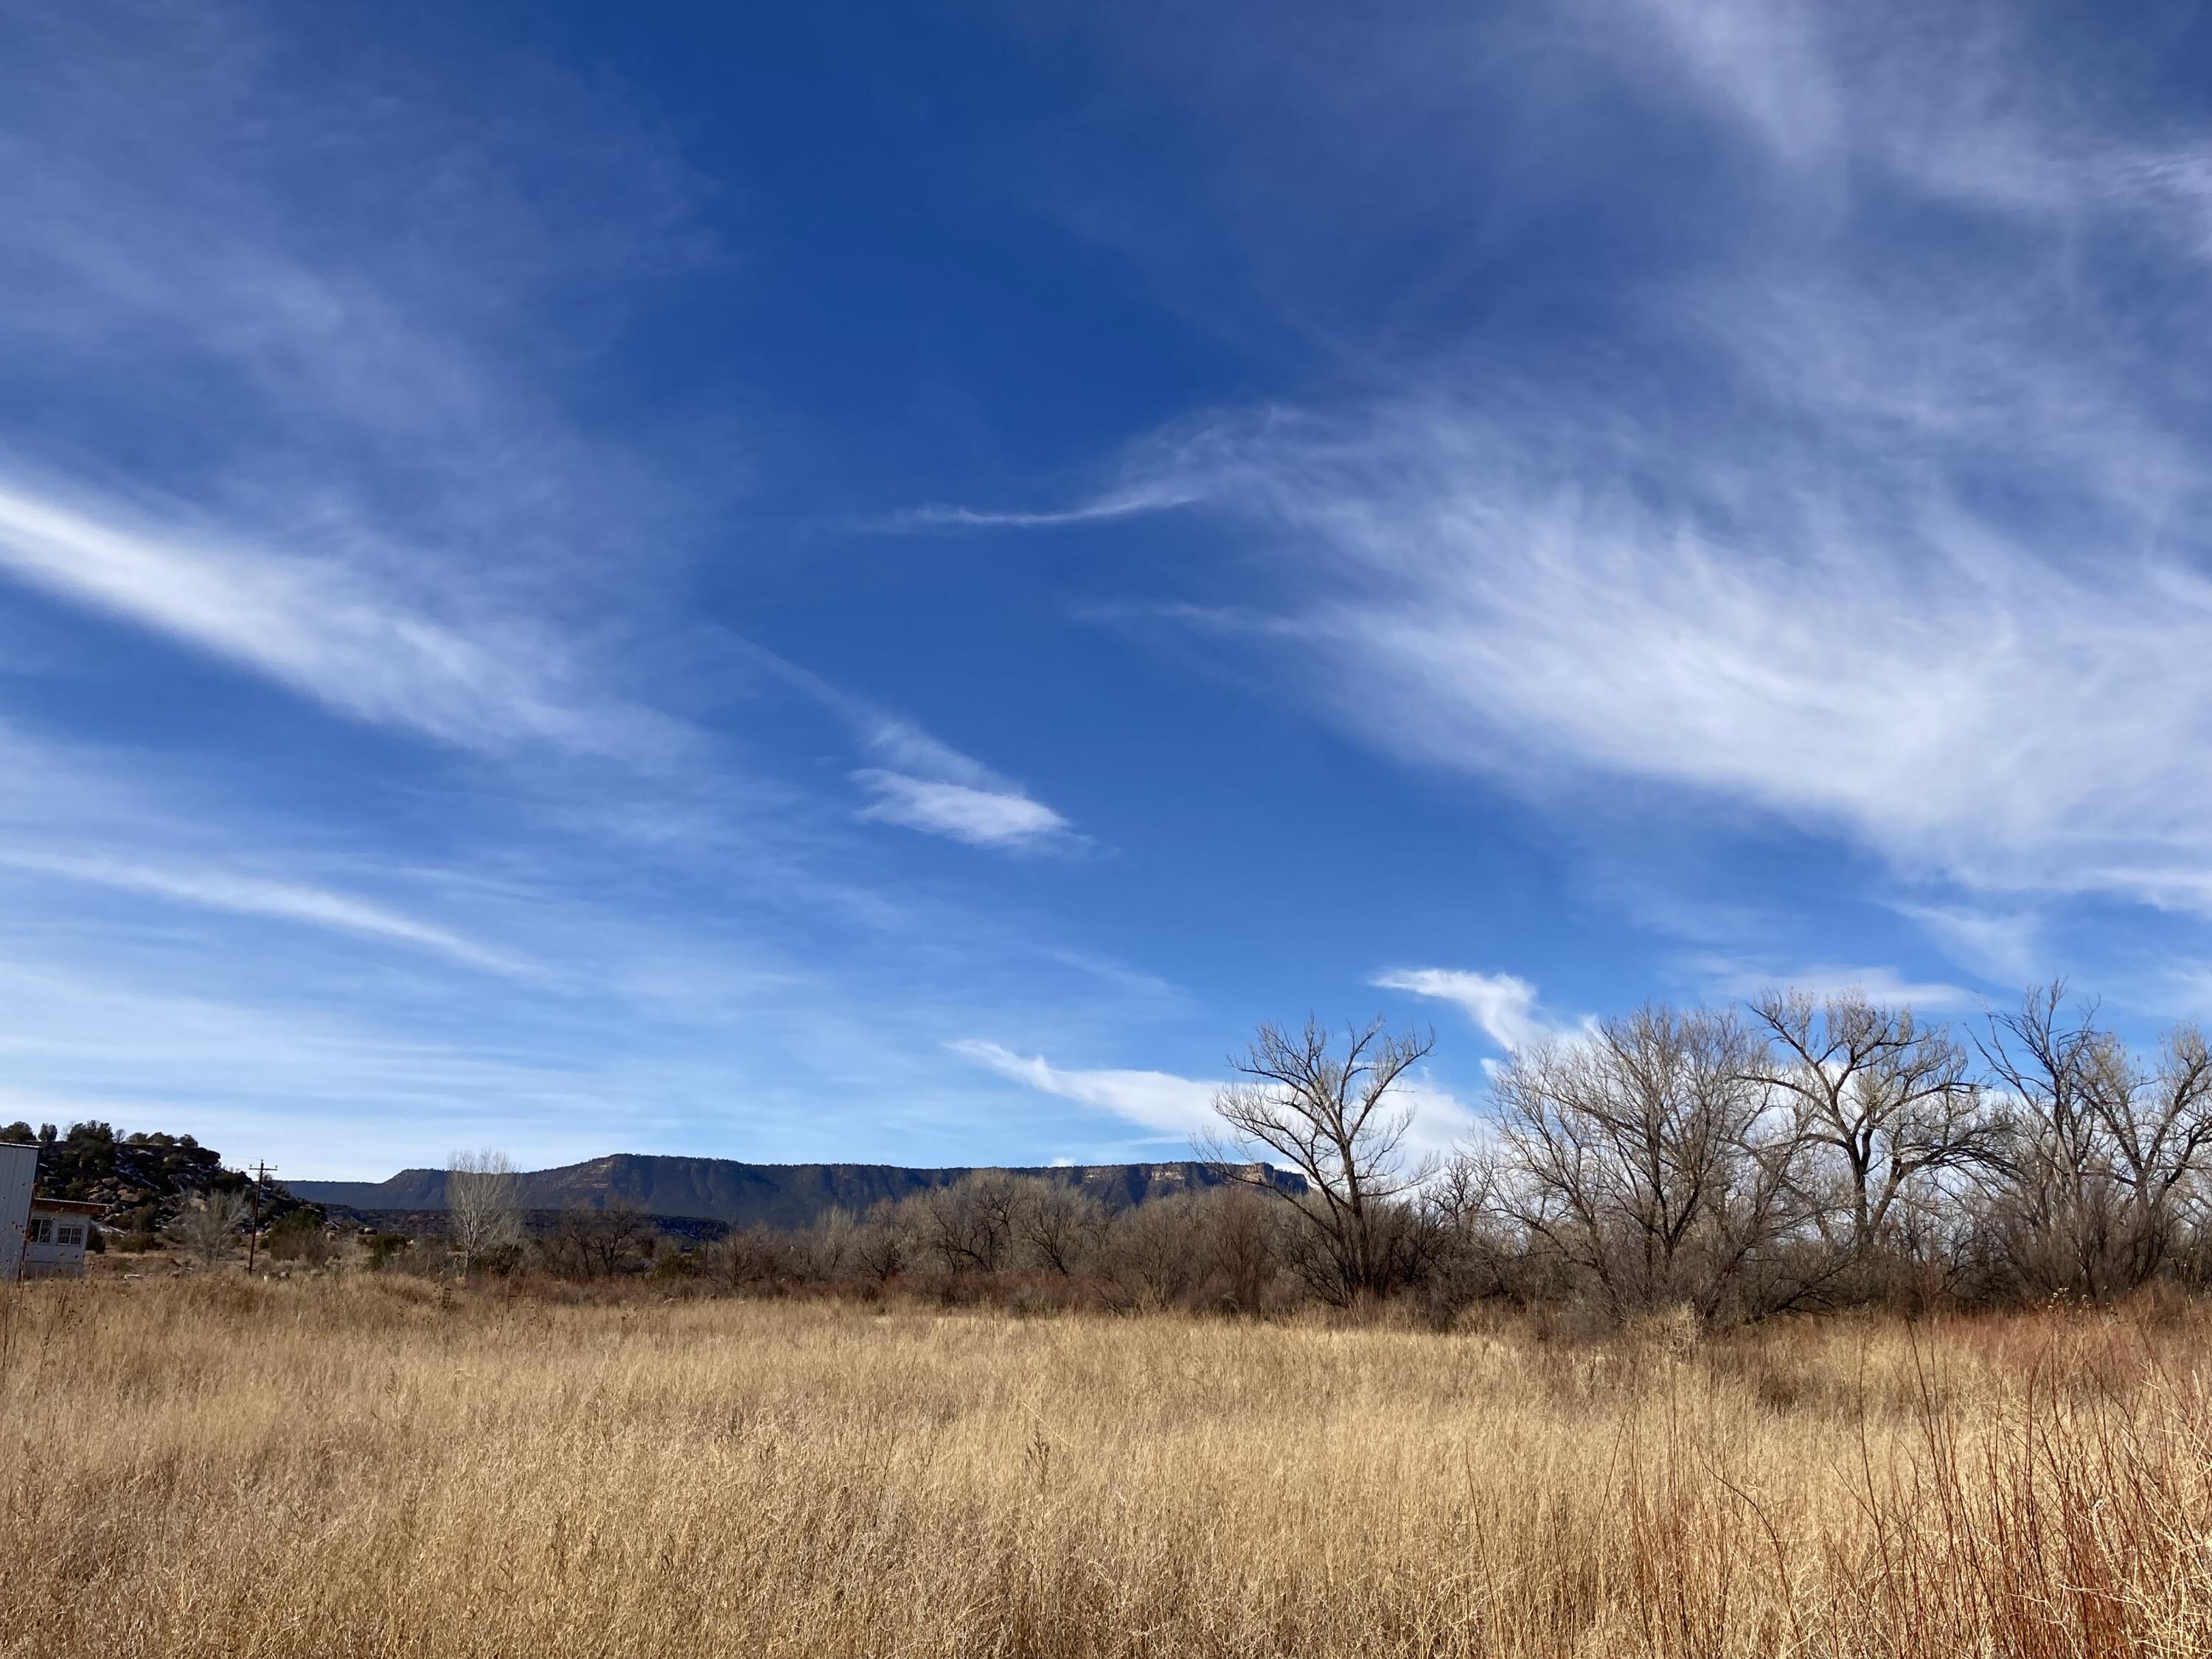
left=1374, top=968, right=1590, bottom=1052
left=0, top=1, right=1120, bottom=1172
left=735, top=644, right=1079, bottom=852
left=972, top=1, right=2212, bottom=939
left=0, top=3, right=719, bottom=765
left=0, top=479, right=657, bottom=757
left=1119, top=372, right=2212, bottom=914
left=1607, top=0, right=2212, bottom=242
left=879, top=477, right=1202, bottom=532
left=1685, top=958, right=1973, bottom=1012
left=855, top=773, right=1073, bottom=850
left=0, top=849, right=526, bottom=976
left=1380, top=961, right=1975, bottom=1044
left=852, top=716, right=1077, bottom=850
left=950, top=1037, right=1480, bottom=1158
left=1891, top=905, right=2043, bottom=988
left=949, top=1039, right=1217, bottom=1137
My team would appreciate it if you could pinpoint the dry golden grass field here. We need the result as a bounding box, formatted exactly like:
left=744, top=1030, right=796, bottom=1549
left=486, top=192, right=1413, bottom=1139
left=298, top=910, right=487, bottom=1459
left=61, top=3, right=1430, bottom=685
left=6, top=1276, right=2212, bottom=1658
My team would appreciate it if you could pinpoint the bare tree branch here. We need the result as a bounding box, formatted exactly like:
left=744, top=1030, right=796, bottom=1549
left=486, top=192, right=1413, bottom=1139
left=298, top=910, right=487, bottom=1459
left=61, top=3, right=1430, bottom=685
left=1198, top=1015, right=1437, bottom=1304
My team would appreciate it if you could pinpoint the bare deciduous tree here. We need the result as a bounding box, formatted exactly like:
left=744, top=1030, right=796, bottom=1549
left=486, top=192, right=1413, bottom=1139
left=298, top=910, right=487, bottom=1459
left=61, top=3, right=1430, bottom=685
left=917, top=1172, right=1020, bottom=1274
left=799, top=1205, right=859, bottom=1281
left=709, top=1222, right=795, bottom=1288
left=167, top=1189, right=249, bottom=1263
left=1419, top=1149, right=1512, bottom=1317
left=537, top=1201, right=653, bottom=1279
left=1749, top=990, right=1996, bottom=1267
left=2101, top=1025, right=2212, bottom=1284
left=1495, top=1005, right=1811, bottom=1323
left=1425, top=1149, right=1501, bottom=1234
left=1200, top=1015, right=1436, bottom=1304
left=850, top=1199, right=908, bottom=1286
left=446, top=1149, right=524, bottom=1279
left=1980, top=986, right=2212, bottom=1298
left=1014, top=1180, right=1108, bottom=1276
left=1201, top=1186, right=1277, bottom=1312
left=1099, top=1192, right=1210, bottom=1310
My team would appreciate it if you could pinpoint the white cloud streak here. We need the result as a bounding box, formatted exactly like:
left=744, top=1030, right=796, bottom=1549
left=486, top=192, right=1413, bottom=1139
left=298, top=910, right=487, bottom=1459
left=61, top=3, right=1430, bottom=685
left=0, top=5, right=718, bottom=765
left=1044, top=8, right=2212, bottom=924
left=849, top=721, right=1075, bottom=851
left=734, top=642, right=1079, bottom=852
left=0, top=479, right=644, bottom=754
left=1686, top=957, right=1974, bottom=1012
left=855, top=773, right=1073, bottom=849
left=950, top=1038, right=1220, bottom=1137
left=1373, top=967, right=1590, bottom=1051
left=949, top=1037, right=1478, bottom=1160
left=0, top=0, right=1124, bottom=1172
left=1893, top=905, right=2043, bottom=987
left=1137, top=392, right=2212, bottom=911
left=881, top=479, right=1201, bottom=532
left=1, top=850, right=527, bottom=975
left=1610, top=0, right=2212, bottom=246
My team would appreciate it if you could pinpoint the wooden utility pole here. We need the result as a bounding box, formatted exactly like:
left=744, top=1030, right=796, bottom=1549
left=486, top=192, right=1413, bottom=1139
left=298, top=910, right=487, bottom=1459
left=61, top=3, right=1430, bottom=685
left=245, top=1161, right=274, bottom=1273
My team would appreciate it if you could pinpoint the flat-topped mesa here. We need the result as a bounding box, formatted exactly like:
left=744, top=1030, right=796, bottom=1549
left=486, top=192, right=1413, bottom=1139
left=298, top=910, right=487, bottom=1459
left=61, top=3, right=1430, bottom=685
left=290, top=1154, right=1307, bottom=1231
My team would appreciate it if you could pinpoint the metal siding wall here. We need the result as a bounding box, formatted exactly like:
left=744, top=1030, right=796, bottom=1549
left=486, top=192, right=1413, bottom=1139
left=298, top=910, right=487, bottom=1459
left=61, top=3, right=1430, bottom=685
left=24, top=1232, right=87, bottom=1278
left=0, top=1142, right=36, bottom=1282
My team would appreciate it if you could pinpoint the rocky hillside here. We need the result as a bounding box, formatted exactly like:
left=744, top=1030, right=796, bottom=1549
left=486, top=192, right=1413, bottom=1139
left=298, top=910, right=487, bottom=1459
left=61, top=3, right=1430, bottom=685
left=292, top=1154, right=1306, bottom=1231
left=1, top=1120, right=308, bottom=1233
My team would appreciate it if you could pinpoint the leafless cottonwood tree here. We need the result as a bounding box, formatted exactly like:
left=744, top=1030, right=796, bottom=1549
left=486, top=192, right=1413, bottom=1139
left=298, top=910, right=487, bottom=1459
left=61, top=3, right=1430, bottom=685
left=2101, top=1025, right=2212, bottom=1284
left=1014, top=1180, right=1109, bottom=1276
left=918, top=1171, right=1020, bottom=1274
left=850, top=1199, right=907, bottom=1285
left=1426, top=1149, right=1501, bottom=1233
left=1419, top=1149, right=1514, bottom=1313
left=1748, top=991, right=1996, bottom=1273
left=797, top=1205, right=859, bottom=1280
left=710, top=1222, right=796, bottom=1287
left=167, top=1189, right=249, bottom=1264
left=1980, top=986, right=2212, bottom=1298
left=445, top=1149, right=524, bottom=1279
left=1100, top=1192, right=1211, bottom=1310
left=1494, top=1005, right=1811, bottom=1323
left=538, top=1200, right=655, bottom=1279
left=1200, top=1015, right=1436, bottom=1304
left=1201, top=1186, right=1277, bottom=1312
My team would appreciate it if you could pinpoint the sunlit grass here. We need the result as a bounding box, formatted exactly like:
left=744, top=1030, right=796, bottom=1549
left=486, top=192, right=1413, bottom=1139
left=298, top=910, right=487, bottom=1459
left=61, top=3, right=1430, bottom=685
left=5, top=1277, right=2211, bottom=1657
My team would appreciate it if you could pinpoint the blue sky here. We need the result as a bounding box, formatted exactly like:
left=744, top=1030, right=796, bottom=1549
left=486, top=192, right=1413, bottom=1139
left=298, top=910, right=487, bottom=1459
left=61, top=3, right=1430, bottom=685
left=6, top=0, right=2212, bottom=1178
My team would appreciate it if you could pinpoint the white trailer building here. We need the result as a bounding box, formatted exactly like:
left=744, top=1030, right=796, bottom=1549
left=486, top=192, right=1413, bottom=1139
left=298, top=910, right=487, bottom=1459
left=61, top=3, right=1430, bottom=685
left=2, top=1140, right=97, bottom=1280
left=1, top=1140, right=32, bottom=1280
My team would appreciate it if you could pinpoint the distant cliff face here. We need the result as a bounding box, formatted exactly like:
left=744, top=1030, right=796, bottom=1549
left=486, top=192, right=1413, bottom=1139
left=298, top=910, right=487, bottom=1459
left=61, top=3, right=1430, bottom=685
left=290, top=1155, right=1306, bottom=1230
